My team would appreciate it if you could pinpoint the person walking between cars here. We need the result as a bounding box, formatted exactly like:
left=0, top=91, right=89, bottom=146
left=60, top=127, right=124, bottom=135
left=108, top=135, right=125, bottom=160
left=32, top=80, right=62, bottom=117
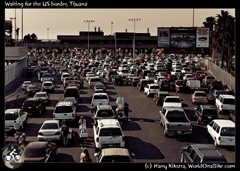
left=124, top=102, right=129, bottom=121
left=80, top=148, right=92, bottom=163
left=61, top=122, right=69, bottom=146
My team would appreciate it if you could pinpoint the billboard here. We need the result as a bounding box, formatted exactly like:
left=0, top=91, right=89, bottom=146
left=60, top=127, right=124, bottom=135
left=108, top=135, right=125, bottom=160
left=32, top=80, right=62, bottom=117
left=157, top=27, right=210, bottom=49
left=196, top=28, right=209, bottom=48
left=157, top=28, right=170, bottom=48
left=170, top=27, right=196, bottom=49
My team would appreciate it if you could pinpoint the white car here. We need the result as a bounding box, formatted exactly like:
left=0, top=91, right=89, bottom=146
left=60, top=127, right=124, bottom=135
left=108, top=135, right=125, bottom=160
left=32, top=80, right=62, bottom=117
left=191, top=90, right=208, bottom=104
left=207, top=119, right=235, bottom=147
left=183, top=74, right=195, bottom=80
left=34, top=91, right=49, bottom=103
left=144, top=84, right=159, bottom=97
left=22, top=81, right=32, bottom=90
left=37, top=120, right=61, bottom=142
left=64, top=97, right=78, bottom=107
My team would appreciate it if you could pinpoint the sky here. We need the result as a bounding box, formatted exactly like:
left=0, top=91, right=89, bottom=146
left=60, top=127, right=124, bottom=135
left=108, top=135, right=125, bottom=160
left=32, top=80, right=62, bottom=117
left=5, top=8, right=235, bottom=40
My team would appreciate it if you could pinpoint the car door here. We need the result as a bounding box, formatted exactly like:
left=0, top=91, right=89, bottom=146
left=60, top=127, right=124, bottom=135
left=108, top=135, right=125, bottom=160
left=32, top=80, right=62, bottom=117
left=207, top=121, right=215, bottom=139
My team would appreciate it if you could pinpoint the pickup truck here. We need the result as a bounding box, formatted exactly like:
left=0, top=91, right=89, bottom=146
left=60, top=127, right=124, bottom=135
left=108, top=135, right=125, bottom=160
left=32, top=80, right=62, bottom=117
left=159, top=107, right=192, bottom=138
left=162, top=96, right=182, bottom=109
left=5, top=109, right=28, bottom=134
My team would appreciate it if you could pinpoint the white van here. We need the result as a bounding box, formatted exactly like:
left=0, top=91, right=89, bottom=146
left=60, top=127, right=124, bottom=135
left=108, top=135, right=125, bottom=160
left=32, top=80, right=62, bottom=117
left=93, top=119, right=125, bottom=151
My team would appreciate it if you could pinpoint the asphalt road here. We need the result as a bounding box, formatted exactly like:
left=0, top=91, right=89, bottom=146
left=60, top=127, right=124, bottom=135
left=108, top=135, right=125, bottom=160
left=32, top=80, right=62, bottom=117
left=5, top=73, right=235, bottom=163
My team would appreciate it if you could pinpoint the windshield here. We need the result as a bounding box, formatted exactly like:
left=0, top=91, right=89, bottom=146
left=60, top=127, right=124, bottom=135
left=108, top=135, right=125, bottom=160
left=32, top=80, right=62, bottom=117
left=5, top=113, right=18, bottom=120
left=220, top=127, right=235, bottom=136
left=41, top=123, right=59, bottom=129
left=24, top=147, right=46, bottom=158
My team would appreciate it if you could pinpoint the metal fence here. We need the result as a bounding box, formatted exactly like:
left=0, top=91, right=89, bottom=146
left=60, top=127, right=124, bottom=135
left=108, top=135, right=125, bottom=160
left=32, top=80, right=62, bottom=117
left=203, top=57, right=235, bottom=93
left=5, top=57, right=27, bottom=85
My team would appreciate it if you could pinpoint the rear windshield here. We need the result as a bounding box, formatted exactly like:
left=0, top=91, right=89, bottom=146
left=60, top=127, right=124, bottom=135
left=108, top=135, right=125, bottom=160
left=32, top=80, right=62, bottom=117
left=55, top=106, right=73, bottom=113
left=43, top=83, right=52, bottom=86
left=41, top=123, right=59, bottom=129
left=5, top=113, right=18, bottom=120
left=99, top=128, right=122, bottom=136
left=165, top=98, right=180, bottom=103
left=96, top=110, right=114, bottom=117
left=64, top=89, right=78, bottom=97
left=93, top=95, right=108, bottom=99
left=223, top=98, right=235, bottom=104
left=90, top=78, right=101, bottom=82
left=220, top=127, right=235, bottom=136
left=150, top=86, right=159, bottom=89
left=202, top=109, right=218, bottom=116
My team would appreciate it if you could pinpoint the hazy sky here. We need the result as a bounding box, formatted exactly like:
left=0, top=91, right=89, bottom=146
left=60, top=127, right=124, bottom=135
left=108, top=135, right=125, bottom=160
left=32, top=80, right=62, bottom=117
left=5, top=8, right=235, bottom=40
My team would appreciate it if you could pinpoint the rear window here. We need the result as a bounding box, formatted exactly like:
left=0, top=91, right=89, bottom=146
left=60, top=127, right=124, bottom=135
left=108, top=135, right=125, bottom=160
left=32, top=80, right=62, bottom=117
left=195, top=93, right=207, bottom=97
left=5, top=113, right=18, bottom=120
left=42, top=123, right=59, bottom=129
left=93, top=95, right=108, bottom=99
left=165, top=98, right=180, bottom=103
left=25, top=100, right=38, bottom=106
left=64, top=89, right=78, bottom=97
left=96, top=110, right=114, bottom=117
left=223, top=98, right=235, bottom=104
left=202, top=109, right=218, bottom=116
left=55, top=106, right=73, bottom=113
left=99, top=128, right=122, bottom=136
left=220, top=127, right=235, bottom=136
left=90, top=78, right=101, bottom=82
left=43, top=83, right=52, bottom=86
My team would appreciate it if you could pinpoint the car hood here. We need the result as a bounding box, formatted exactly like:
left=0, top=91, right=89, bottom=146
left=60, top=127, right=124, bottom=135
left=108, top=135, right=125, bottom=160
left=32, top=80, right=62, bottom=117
left=24, top=157, right=45, bottom=162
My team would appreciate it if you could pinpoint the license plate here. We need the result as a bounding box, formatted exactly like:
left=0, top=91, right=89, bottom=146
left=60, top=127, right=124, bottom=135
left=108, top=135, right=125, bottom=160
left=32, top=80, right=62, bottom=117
left=109, top=145, right=113, bottom=147
left=208, top=116, right=212, bottom=119
left=46, top=138, right=52, bottom=141
left=229, top=139, right=233, bottom=141
left=28, top=107, right=32, bottom=109
left=177, top=131, right=182, bottom=134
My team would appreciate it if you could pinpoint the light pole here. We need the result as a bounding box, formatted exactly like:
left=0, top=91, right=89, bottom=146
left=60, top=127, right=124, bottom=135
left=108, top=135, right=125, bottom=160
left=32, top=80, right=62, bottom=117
left=84, top=20, right=95, bottom=56
left=47, top=28, right=49, bottom=41
left=128, top=18, right=141, bottom=58
left=111, top=22, right=113, bottom=35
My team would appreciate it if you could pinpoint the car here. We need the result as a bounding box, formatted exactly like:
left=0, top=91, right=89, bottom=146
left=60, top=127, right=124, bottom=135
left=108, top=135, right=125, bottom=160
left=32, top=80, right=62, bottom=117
left=25, top=84, right=40, bottom=97
left=153, top=91, right=170, bottom=106
left=5, top=109, right=28, bottom=134
left=130, top=77, right=140, bottom=86
left=23, top=141, right=58, bottom=162
left=144, top=83, right=159, bottom=97
left=180, top=144, right=227, bottom=163
left=22, top=97, right=46, bottom=116
left=91, top=93, right=110, bottom=113
left=137, top=79, right=154, bottom=91
left=42, top=81, right=54, bottom=92
left=191, top=90, right=208, bottom=104
left=34, top=91, right=49, bottom=104
left=22, top=81, right=32, bottom=90
left=94, top=148, right=134, bottom=163
left=93, top=104, right=116, bottom=123
left=37, top=120, right=62, bottom=142
left=41, top=72, right=54, bottom=82
left=162, top=96, right=182, bottom=109
left=93, top=119, right=125, bottom=151
left=53, top=101, right=76, bottom=123
left=183, top=74, right=195, bottom=81
left=215, top=94, right=235, bottom=114
left=207, top=119, right=235, bottom=147
left=159, top=79, right=171, bottom=91
left=194, top=105, right=218, bottom=124
left=171, top=80, right=186, bottom=93
left=94, top=83, right=106, bottom=92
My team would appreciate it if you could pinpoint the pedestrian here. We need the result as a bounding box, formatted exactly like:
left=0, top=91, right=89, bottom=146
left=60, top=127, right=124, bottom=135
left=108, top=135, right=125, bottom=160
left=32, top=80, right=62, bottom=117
left=80, top=148, right=92, bottom=163
left=124, top=102, right=129, bottom=121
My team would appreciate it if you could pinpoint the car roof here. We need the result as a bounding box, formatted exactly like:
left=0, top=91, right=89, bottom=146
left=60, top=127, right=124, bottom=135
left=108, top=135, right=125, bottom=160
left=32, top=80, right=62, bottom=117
left=56, top=101, right=73, bottom=106
left=212, top=119, right=235, bottom=127
left=43, top=120, right=59, bottom=124
left=219, top=94, right=235, bottom=99
left=101, top=148, right=131, bottom=156
left=97, top=119, right=121, bottom=127
left=5, top=108, right=20, bottom=113
left=189, top=144, right=225, bottom=158
left=35, top=92, right=47, bottom=94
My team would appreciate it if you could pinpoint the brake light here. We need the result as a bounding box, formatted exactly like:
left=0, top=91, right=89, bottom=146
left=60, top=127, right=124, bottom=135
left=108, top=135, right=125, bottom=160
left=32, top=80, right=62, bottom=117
left=199, top=113, right=202, bottom=118
left=220, top=105, right=223, bottom=109
left=55, top=131, right=61, bottom=135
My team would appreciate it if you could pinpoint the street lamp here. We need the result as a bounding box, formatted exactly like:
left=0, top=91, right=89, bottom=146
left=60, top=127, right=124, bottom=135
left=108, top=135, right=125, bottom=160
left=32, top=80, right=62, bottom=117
left=84, top=20, right=95, bottom=56
left=47, top=28, right=49, bottom=41
left=128, top=18, right=141, bottom=58
left=111, top=22, right=113, bottom=35
left=10, top=15, right=16, bottom=46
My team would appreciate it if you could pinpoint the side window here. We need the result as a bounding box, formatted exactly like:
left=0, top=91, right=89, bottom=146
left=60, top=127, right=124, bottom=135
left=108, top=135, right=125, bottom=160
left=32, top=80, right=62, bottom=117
left=194, top=154, right=201, bottom=163
left=212, top=123, right=218, bottom=131
left=215, top=125, right=220, bottom=134
left=189, top=149, right=196, bottom=160
left=208, top=121, right=214, bottom=127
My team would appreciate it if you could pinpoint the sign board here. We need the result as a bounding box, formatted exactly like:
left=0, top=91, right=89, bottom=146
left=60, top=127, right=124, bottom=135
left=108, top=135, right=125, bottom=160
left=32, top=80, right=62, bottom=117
left=157, top=27, right=170, bottom=48
left=196, top=28, right=209, bottom=48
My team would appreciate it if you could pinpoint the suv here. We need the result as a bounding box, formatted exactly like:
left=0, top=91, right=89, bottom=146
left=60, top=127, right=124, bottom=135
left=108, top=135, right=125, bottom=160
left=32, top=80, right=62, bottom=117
left=91, top=93, right=110, bottom=113
left=144, top=84, right=159, bottom=97
left=22, top=97, right=46, bottom=116
left=53, top=101, right=76, bottom=123
left=94, top=148, right=134, bottom=163
left=180, top=144, right=227, bottom=163
left=194, top=105, right=218, bottom=124
left=93, top=119, right=125, bottom=151
left=215, top=94, right=235, bottom=114
left=207, top=119, right=235, bottom=147
left=93, top=104, right=115, bottom=123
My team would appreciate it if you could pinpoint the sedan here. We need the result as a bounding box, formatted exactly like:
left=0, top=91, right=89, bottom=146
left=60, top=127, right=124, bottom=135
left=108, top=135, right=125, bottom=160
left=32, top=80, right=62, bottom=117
left=23, top=141, right=58, bottom=162
left=34, top=92, right=49, bottom=104
left=192, top=90, right=208, bottom=104
left=22, top=81, right=32, bottom=90
left=94, top=83, right=106, bottom=92
left=37, top=120, right=61, bottom=142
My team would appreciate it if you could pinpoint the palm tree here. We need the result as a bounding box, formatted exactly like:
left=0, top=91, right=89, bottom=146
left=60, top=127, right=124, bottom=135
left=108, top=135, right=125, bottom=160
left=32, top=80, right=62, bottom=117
left=215, top=10, right=235, bottom=72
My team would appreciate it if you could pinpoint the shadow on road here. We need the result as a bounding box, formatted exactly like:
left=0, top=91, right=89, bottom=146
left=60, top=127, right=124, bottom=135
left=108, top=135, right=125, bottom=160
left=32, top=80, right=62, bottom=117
left=126, top=136, right=165, bottom=160
left=55, top=153, right=76, bottom=162
left=78, top=104, right=90, bottom=113
left=24, top=123, right=41, bottom=136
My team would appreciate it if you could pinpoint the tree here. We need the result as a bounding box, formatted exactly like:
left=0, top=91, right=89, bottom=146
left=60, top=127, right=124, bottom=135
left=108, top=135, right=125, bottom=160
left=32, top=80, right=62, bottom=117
left=215, top=10, right=235, bottom=72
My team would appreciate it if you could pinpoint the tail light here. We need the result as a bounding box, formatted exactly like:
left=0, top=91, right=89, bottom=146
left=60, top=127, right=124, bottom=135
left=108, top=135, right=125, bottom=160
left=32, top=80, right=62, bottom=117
left=38, top=132, right=43, bottom=135
left=220, top=105, right=223, bottom=109
left=199, top=113, right=202, bottom=118
left=55, top=131, right=61, bottom=135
